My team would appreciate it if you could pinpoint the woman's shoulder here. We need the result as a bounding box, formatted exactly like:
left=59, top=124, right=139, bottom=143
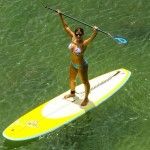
left=71, top=37, right=77, bottom=44
left=71, top=36, right=76, bottom=41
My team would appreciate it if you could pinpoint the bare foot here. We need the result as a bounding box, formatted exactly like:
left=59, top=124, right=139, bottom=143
left=81, top=98, right=89, bottom=106
left=64, top=93, right=75, bottom=99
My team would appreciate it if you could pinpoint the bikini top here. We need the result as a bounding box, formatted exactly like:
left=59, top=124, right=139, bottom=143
left=68, top=43, right=82, bottom=56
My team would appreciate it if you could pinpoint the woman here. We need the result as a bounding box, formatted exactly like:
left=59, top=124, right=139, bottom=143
left=57, top=10, right=98, bottom=106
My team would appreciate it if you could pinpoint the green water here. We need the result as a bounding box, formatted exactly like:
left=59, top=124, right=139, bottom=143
left=0, top=0, right=150, bottom=149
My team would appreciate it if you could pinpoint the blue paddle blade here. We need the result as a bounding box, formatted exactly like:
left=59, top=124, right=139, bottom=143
left=114, top=36, right=128, bottom=45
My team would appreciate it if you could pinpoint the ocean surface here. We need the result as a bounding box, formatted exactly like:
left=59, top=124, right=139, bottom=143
left=0, top=0, right=150, bottom=149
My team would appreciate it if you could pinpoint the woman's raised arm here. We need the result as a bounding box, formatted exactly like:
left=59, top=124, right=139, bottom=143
left=57, top=10, right=74, bottom=38
left=83, top=26, right=98, bottom=46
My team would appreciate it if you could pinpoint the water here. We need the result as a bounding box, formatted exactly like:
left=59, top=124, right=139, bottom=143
left=0, top=0, right=150, bottom=149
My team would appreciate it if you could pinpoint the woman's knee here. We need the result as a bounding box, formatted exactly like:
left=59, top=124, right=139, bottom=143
left=82, top=80, right=90, bottom=86
left=69, top=79, right=76, bottom=84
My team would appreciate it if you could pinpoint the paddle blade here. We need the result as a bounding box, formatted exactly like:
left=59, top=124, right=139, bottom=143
left=114, top=36, right=128, bottom=45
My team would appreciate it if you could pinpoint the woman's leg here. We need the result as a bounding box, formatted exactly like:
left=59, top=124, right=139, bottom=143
left=64, top=64, right=78, bottom=99
left=78, top=64, right=90, bottom=106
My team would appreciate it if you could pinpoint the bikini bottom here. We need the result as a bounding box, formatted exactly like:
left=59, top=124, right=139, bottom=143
left=71, top=59, right=88, bottom=69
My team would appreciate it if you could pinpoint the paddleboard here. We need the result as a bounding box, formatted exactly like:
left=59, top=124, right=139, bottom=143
left=2, top=68, right=131, bottom=141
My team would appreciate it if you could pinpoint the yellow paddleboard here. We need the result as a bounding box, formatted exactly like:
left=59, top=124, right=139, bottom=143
left=3, top=68, right=131, bottom=141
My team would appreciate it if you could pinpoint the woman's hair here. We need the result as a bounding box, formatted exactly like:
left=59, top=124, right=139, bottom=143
left=74, top=27, right=84, bottom=35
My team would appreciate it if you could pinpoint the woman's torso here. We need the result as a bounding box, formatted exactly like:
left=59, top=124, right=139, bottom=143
left=68, top=37, right=87, bottom=64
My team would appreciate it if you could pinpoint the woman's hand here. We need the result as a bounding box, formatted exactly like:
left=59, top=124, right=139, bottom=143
left=56, top=9, right=62, bottom=15
left=93, top=26, right=99, bottom=32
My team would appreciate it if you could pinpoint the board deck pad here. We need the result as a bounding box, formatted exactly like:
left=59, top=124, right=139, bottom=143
left=2, top=68, right=131, bottom=141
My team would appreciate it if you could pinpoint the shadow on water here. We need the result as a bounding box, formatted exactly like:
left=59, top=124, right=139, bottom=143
left=41, top=112, right=96, bottom=150
left=2, top=138, right=39, bottom=150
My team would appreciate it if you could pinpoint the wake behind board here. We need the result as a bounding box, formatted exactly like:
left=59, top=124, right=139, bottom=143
left=3, top=68, right=131, bottom=141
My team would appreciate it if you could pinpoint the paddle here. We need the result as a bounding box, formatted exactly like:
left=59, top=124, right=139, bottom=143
left=42, top=3, right=128, bottom=45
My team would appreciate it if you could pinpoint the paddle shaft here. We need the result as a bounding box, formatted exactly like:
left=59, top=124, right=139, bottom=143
left=43, top=4, right=113, bottom=38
